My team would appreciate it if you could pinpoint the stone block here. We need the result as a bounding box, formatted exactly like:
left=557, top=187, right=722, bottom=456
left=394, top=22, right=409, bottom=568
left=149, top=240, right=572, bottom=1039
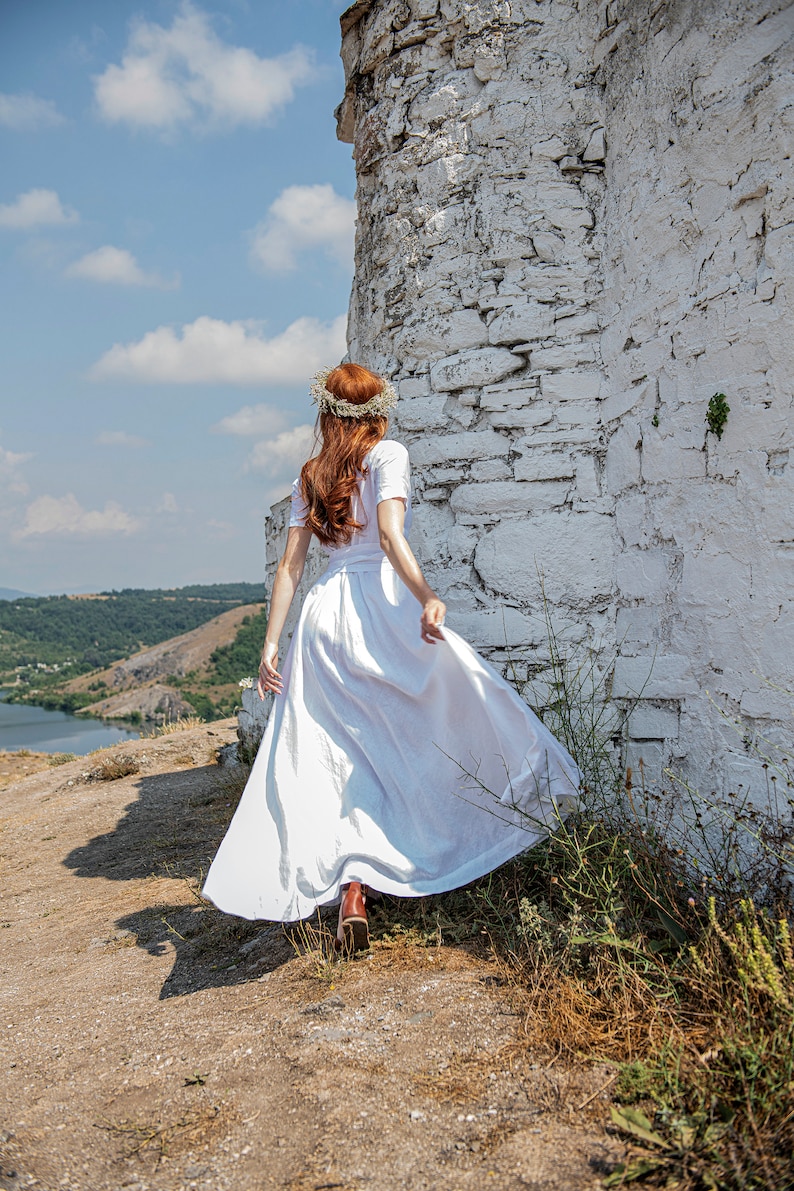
left=615, top=607, right=659, bottom=649
left=525, top=426, right=593, bottom=447
left=680, top=551, right=751, bottom=613
left=399, top=377, right=431, bottom=398
left=480, top=383, right=539, bottom=411
left=238, top=686, right=271, bottom=753
left=396, top=395, right=450, bottom=430
left=603, top=424, right=641, bottom=492
left=541, top=370, right=602, bottom=402
left=555, top=309, right=601, bottom=334
left=427, top=466, right=466, bottom=483
left=488, top=409, right=553, bottom=430
left=409, top=0, right=438, bottom=17
left=615, top=551, right=669, bottom=600
left=531, top=136, right=568, bottom=161
left=430, top=348, right=524, bottom=391
left=470, top=457, right=512, bottom=480
left=624, top=742, right=667, bottom=784
left=554, top=400, right=601, bottom=427
left=410, top=429, right=511, bottom=465
left=547, top=204, right=595, bottom=232
left=488, top=302, right=555, bottom=346
left=446, top=523, right=479, bottom=561
left=612, top=656, right=698, bottom=700
left=642, top=439, right=706, bottom=483
left=627, top=705, right=680, bottom=740
left=582, top=126, right=606, bottom=162
left=531, top=231, right=564, bottom=263
left=599, top=381, right=653, bottom=425
left=474, top=512, right=614, bottom=605
left=574, top=456, right=599, bottom=499
left=739, top=688, right=794, bottom=721
left=450, top=606, right=543, bottom=649
left=451, top=480, right=565, bottom=517
left=398, top=309, right=489, bottom=357
left=513, top=450, right=576, bottom=482
left=531, top=343, right=597, bottom=370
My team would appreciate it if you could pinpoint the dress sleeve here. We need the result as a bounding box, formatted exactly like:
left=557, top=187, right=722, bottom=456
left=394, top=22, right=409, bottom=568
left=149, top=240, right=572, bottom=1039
left=374, top=440, right=411, bottom=505
left=288, top=478, right=309, bottom=528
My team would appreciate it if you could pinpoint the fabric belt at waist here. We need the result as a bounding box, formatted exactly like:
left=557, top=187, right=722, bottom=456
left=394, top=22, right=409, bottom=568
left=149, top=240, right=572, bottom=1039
left=324, top=547, right=391, bottom=576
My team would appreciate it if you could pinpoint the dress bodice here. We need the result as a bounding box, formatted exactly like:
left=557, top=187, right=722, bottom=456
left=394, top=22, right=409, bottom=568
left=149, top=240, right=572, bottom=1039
left=289, top=439, right=412, bottom=558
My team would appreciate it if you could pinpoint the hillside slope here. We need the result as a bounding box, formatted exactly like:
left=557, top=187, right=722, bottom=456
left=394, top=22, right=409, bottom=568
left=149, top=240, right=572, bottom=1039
left=9, top=602, right=267, bottom=724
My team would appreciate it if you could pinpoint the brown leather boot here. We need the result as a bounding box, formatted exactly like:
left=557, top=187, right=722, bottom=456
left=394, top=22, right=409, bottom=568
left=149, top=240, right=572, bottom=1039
left=335, top=881, right=369, bottom=953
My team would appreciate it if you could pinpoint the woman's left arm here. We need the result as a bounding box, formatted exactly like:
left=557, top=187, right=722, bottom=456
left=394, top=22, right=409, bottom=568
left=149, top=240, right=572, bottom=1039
left=257, top=526, right=313, bottom=698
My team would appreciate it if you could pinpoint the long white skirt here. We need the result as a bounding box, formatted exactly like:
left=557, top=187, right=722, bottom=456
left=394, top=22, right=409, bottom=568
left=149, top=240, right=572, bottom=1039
left=202, top=550, right=581, bottom=922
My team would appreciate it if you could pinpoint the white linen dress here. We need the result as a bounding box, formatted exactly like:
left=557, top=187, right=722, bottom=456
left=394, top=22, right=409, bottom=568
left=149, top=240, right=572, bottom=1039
left=202, top=439, right=581, bottom=922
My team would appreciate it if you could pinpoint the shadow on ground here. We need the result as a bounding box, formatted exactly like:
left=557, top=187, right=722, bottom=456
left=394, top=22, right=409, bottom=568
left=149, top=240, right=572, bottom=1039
left=61, top=762, right=297, bottom=999
left=61, top=758, right=488, bottom=999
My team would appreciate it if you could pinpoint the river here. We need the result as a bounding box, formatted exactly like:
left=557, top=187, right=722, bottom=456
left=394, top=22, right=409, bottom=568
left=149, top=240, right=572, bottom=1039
left=0, top=696, right=140, bottom=755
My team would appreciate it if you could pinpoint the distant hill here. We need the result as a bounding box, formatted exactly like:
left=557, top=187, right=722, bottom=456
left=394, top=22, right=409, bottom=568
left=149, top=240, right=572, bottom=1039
left=0, top=588, right=38, bottom=601
left=63, top=603, right=267, bottom=723
left=0, top=582, right=266, bottom=721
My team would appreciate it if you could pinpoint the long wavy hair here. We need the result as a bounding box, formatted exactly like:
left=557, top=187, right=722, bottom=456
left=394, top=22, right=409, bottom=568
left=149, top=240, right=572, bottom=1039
left=300, top=363, right=388, bottom=547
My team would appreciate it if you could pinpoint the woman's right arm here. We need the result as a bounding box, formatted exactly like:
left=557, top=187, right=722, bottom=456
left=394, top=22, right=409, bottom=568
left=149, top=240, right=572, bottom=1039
left=257, top=526, right=313, bottom=698
left=377, top=498, right=446, bottom=644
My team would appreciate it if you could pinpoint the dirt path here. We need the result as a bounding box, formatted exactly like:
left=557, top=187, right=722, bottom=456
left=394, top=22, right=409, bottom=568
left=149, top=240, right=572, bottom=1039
left=1, top=724, right=621, bottom=1190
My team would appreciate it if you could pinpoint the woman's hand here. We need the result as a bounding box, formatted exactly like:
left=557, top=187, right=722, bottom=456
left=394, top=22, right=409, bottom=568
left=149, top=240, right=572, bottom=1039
left=421, top=597, right=446, bottom=644
left=257, top=642, right=283, bottom=699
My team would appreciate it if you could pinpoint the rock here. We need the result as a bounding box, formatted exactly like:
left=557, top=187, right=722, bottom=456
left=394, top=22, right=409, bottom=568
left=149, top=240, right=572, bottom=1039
left=488, top=302, right=555, bottom=346
left=410, top=429, right=510, bottom=465
left=429, top=348, right=525, bottom=391
left=582, top=126, right=606, bottom=161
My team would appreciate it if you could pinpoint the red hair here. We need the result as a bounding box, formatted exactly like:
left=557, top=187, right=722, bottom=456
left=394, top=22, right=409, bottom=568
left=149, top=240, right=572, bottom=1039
left=300, top=364, right=388, bottom=547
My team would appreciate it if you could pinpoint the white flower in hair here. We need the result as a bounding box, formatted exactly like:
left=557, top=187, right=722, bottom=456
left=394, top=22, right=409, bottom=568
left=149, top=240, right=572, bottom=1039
left=310, top=367, right=397, bottom=418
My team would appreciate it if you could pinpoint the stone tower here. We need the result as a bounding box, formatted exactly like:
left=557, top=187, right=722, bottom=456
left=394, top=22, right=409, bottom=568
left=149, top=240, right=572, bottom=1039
left=256, top=0, right=793, bottom=806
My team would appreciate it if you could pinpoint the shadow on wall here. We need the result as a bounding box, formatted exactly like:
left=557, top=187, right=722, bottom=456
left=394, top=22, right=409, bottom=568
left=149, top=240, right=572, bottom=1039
left=61, top=764, right=295, bottom=1000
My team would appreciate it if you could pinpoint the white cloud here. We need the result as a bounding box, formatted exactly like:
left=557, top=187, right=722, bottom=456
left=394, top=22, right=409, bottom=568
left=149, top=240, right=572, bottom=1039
left=246, top=424, right=316, bottom=475
left=0, top=189, right=78, bottom=230
left=0, top=92, right=65, bottom=131
left=158, top=492, right=179, bottom=513
left=94, top=2, right=313, bottom=133
left=94, top=429, right=150, bottom=447
left=214, top=403, right=288, bottom=437
left=250, top=184, right=356, bottom=273
left=90, top=313, right=347, bottom=386
left=16, top=493, right=142, bottom=539
left=66, top=245, right=177, bottom=289
left=0, top=437, right=33, bottom=496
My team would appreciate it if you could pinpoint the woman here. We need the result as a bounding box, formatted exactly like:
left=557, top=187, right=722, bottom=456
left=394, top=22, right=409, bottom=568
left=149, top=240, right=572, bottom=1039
left=203, top=363, right=580, bottom=951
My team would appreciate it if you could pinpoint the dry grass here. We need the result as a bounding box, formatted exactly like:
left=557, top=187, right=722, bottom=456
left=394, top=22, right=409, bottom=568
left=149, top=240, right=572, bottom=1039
left=96, top=1102, right=227, bottom=1164
left=153, top=715, right=205, bottom=737
left=88, top=753, right=141, bottom=781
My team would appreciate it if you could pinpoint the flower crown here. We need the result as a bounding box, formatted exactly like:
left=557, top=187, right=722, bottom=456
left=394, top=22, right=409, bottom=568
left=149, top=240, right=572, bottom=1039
left=310, top=367, right=398, bottom=419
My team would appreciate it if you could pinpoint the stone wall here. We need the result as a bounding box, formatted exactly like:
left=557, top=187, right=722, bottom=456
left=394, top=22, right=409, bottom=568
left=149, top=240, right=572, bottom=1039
left=324, top=0, right=794, bottom=799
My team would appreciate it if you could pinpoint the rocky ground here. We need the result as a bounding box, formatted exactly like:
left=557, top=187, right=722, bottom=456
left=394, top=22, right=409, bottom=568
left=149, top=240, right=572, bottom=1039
left=1, top=722, right=624, bottom=1190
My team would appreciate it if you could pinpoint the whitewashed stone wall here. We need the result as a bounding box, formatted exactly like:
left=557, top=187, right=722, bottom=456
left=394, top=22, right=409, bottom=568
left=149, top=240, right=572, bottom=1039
left=330, top=0, right=794, bottom=800
left=254, top=0, right=793, bottom=802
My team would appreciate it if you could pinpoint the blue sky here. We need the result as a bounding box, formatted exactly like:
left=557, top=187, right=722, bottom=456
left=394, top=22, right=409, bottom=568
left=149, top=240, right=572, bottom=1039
left=0, top=0, right=354, bottom=595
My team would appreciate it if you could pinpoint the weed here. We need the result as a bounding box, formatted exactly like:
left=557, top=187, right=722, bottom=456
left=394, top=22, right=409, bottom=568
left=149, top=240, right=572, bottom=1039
left=89, top=754, right=140, bottom=781
left=284, top=911, right=343, bottom=980
left=48, top=752, right=76, bottom=766
left=706, top=391, right=730, bottom=440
